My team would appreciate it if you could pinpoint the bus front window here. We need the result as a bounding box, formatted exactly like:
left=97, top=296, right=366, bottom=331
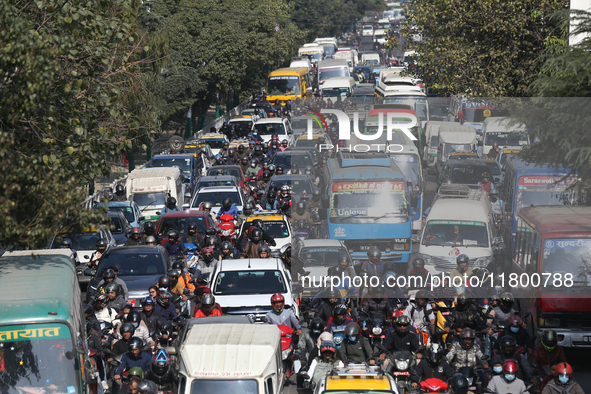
left=542, top=238, right=591, bottom=291
left=267, top=76, right=300, bottom=95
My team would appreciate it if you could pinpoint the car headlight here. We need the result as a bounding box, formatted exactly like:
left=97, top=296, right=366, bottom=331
left=282, top=347, right=292, bottom=360
left=475, top=256, right=493, bottom=267
left=395, top=360, right=409, bottom=370
left=417, top=253, right=434, bottom=265
left=372, top=327, right=382, bottom=335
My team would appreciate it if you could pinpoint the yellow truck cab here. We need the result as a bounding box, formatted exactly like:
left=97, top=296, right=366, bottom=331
left=314, top=365, right=400, bottom=394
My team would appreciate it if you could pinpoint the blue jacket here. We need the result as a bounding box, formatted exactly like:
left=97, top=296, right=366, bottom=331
left=155, top=302, right=178, bottom=321
left=115, top=351, right=153, bottom=375
left=265, top=200, right=279, bottom=211
left=163, top=240, right=186, bottom=257
left=360, top=260, right=385, bottom=279
left=162, top=205, right=181, bottom=214
left=217, top=205, right=240, bottom=219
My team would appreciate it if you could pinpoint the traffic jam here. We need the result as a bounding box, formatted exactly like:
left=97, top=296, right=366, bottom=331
left=1, top=2, right=589, bottom=394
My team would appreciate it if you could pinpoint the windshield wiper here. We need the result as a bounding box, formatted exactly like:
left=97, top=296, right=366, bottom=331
left=372, top=212, right=403, bottom=221
left=337, top=213, right=367, bottom=221
left=140, top=200, right=159, bottom=212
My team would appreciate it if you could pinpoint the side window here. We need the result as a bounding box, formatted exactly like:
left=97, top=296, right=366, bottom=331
left=179, top=375, right=187, bottom=394
left=265, top=377, right=273, bottom=394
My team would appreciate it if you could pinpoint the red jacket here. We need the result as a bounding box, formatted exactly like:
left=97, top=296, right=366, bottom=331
left=193, top=304, right=223, bottom=318
left=532, top=344, right=567, bottom=370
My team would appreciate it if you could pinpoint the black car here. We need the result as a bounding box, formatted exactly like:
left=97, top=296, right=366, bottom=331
left=266, top=174, right=316, bottom=204
left=85, top=245, right=170, bottom=304
left=107, top=211, right=132, bottom=245
left=437, top=158, right=491, bottom=188
left=271, top=150, right=315, bottom=172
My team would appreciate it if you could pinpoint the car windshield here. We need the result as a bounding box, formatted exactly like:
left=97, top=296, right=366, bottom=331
left=300, top=247, right=347, bottom=267
left=97, top=252, right=165, bottom=276
left=197, top=179, right=236, bottom=189
left=108, top=205, right=136, bottom=223
left=296, top=139, right=322, bottom=148
left=52, top=232, right=102, bottom=250
left=133, top=192, right=166, bottom=209
left=422, top=220, right=489, bottom=247
left=450, top=165, right=487, bottom=184
left=542, top=238, right=591, bottom=293
left=192, top=191, right=242, bottom=208
left=319, top=67, right=348, bottom=82
left=207, top=167, right=242, bottom=180
left=247, top=220, right=290, bottom=238
left=272, top=154, right=312, bottom=170
left=484, top=161, right=501, bottom=176
left=254, top=123, right=286, bottom=136
left=269, top=178, right=314, bottom=196
left=200, top=139, right=226, bottom=149
left=109, top=217, right=125, bottom=234
left=190, top=380, right=257, bottom=394
left=322, top=87, right=350, bottom=97
left=391, top=154, right=420, bottom=186
left=212, top=270, right=287, bottom=295
left=300, top=51, right=322, bottom=61
left=157, top=216, right=209, bottom=237
left=515, top=176, right=583, bottom=214
left=267, top=76, right=300, bottom=95
left=0, top=324, right=79, bottom=393
left=485, top=132, right=528, bottom=147
left=329, top=181, right=409, bottom=223
left=149, top=158, right=192, bottom=175
left=444, top=144, right=473, bottom=158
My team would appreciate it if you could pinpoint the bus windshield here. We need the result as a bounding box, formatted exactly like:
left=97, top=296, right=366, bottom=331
left=542, top=238, right=591, bottom=292
left=444, top=144, right=472, bottom=158
left=391, top=154, right=421, bottom=187
left=422, top=220, right=489, bottom=247
left=329, top=181, right=409, bottom=224
left=267, top=76, right=300, bottom=95
left=515, top=176, right=578, bottom=214
left=300, top=247, right=348, bottom=267
left=0, top=323, right=79, bottom=393
left=485, top=132, right=528, bottom=147
left=319, top=67, right=348, bottom=82
left=149, top=158, right=191, bottom=175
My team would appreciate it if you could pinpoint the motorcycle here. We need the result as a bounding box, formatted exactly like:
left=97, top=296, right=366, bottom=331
left=279, top=324, right=297, bottom=379
left=420, top=378, right=449, bottom=393
left=459, top=366, right=484, bottom=394
left=357, top=309, right=389, bottom=352
left=218, top=213, right=237, bottom=244
left=293, top=219, right=311, bottom=240
left=332, top=328, right=346, bottom=352
left=386, top=350, right=414, bottom=394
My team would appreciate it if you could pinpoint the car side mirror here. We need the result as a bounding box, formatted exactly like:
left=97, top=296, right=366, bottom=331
left=182, top=203, right=190, bottom=209
left=411, top=234, right=421, bottom=243
left=139, top=216, right=145, bottom=222
left=83, top=268, right=94, bottom=276
left=156, top=211, right=161, bottom=215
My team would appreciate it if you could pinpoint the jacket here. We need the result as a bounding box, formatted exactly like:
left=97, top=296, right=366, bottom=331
left=265, top=309, right=301, bottom=330
left=155, top=302, right=178, bottom=321
left=403, top=302, right=435, bottom=327
left=411, top=359, right=454, bottom=383
left=532, top=344, right=567, bottom=370
left=342, top=337, right=373, bottom=364
left=194, top=306, right=223, bottom=318
left=361, top=297, right=394, bottom=320
left=315, top=301, right=337, bottom=324
left=163, top=240, right=186, bottom=257
left=308, top=357, right=344, bottom=386
left=487, top=375, right=529, bottom=394
left=216, top=205, right=240, bottom=219
left=243, top=240, right=269, bottom=258
left=297, top=331, right=317, bottom=363
left=378, top=331, right=420, bottom=355
left=139, top=310, right=164, bottom=335
left=92, top=277, right=129, bottom=301
left=445, top=342, right=485, bottom=370
left=115, top=351, right=153, bottom=375
left=541, top=380, right=585, bottom=394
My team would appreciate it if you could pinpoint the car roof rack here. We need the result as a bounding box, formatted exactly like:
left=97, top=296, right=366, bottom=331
left=436, top=184, right=487, bottom=201
left=330, top=364, right=385, bottom=377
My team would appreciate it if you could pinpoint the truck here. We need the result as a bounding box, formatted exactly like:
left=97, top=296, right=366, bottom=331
left=436, top=123, right=478, bottom=176
left=125, top=167, right=187, bottom=221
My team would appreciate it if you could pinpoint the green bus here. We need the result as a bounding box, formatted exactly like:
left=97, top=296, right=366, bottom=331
left=0, top=249, right=97, bottom=394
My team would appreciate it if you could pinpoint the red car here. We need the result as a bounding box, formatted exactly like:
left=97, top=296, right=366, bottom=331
left=155, top=210, right=217, bottom=245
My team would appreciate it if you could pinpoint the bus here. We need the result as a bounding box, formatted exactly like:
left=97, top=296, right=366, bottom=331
left=448, top=95, right=509, bottom=132
left=0, top=250, right=97, bottom=393
left=266, top=67, right=312, bottom=105
left=513, top=206, right=591, bottom=348
left=481, top=116, right=529, bottom=156
left=322, top=152, right=414, bottom=267
left=500, top=158, right=584, bottom=249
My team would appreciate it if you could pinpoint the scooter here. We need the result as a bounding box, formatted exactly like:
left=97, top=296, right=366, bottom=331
left=278, top=324, right=296, bottom=378
left=218, top=213, right=237, bottom=244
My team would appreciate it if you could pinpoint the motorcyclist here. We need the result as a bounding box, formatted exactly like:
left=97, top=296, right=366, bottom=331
left=163, top=230, right=187, bottom=257
left=360, top=248, right=385, bottom=291
left=342, top=322, right=375, bottom=365
left=125, top=226, right=145, bottom=246
left=199, top=201, right=217, bottom=224
left=91, top=293, right=118, bottom=324
left=488, top=142, right=500, bottom=159
left=145, top=235, right=157, bottom=246
left=194, top=246, right=218, bottom=282
left=487, top=360, right=529, bottom=394
left=497, top=335, right=534, bottom=383
left=114, top=184, right=126, bottom=201
left=446, top=328, right=488, bottom=371
left=110, top=322, right=136, bottom=359
left=279, top=139, right=289, bottom=151
left=216, top=198, right=239, bottom=220
left=114, top=338, right=153, bottom=382
left=493, top=292, right=516, bottom=326
left=193, top=293, right=223, bottom=318
left=89, top=238, right=108, bottom=266
left=487, top=243, right=509, bottom=282
left=143, top=221, right=156, bottom=239
left=450, top=373, right=470, bottom=394
left=144, top=349, right=179, bottom=392
left=220, top=240, right=240, bottom=259
left=297, top=317, right=325, bottom=367
left=292, top=201, right=313, bottom=229
left=265, top=293, right=302, bottom=334
left=378, top=315, right=421, bottom=364
left=498, top=315, right=534, bottom=354
left=541, top=362, right=584, bottom=394
left=532, top=330, right=567, bottom=375
left=411, top=343, right=454, bottom=387
left=154, top=291, right=178, bottom=323
left=138, top=296, right=163, bottom=336
left=478, top=172, right=493, bottom=195
left=450, top=254, right=473, bottom=292
left=89, top=267, right=129, bottom=302
left=403, top=289, right=436, bottom=328
left=264, top=191, right=279, bottom=210
left=184, top=222, right=201, bottom=247
left=325, top=303, right=354, bottom=335
left=168, top=269, right=194, bottom=298
left=409, top=257, right=430, bottom=282
left=162, top=196, right=181, bottom=214
left=235, top=202, right=254, bottom=227
left=241, top=228, right=269, bottom=258
left=360, top=286, right=394, bottom=322
left=257, top=244, right=271, bottom=258
left=60, top=238, right=80, bottom=264
left=239, top=156, right=249, bottom=174
left=105, top=282, right=126, bottom=312
left=298, top=341, right=344, bottom=389
left=250, top=218, right=277, bottom=247
left=314, top=290, right=341, bottom=323
left=245, top=160, right=261, bottom=179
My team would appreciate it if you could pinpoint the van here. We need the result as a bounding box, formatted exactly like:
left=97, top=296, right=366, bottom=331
left=298, top=45, right=324, bottom=64
left=317, top=59, right=350, bottom=86
left=320, top=77, right=356, bottom=102
left=361, top=52, right=380, bottom=65
left=424, top=121, right=453, bottom=168
left=373, top=28, right=387, bottom=45
left=362, top=25, right=374, bottom=37
left=125, top=167, right=187, bottom=221
left=174, top=323, right=284, bottom=394
left=290, top=57, right=313, bottom=72
left=314, top=38, right=338, bottom=57
left=375, top=75, right=416, bottom=96
left=332, top=49, right=357, bottom=72
left=436, top=123, right=478, bottom=176
left=481, top=116, right=529, bottom=155
left=415, top=185, right=498, bottom=275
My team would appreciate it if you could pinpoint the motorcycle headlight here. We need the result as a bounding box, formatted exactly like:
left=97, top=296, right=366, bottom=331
left=282, top=347, right=292, bottom=360
left=467, top=377, right=473, bottom=385
left=395, top=360, right=409, bottom=370
left=333, top=336, right=343, bottom=345
left=372, top=327, right=382, bottom=336
left=222, top=229, right=232, bottom=236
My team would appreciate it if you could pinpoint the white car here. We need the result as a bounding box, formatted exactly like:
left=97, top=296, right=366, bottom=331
left=252, top=118, right=293, bottom=144
left=362, top=25, right=374, bottom=37
left=190, top=185, right=245, bottom=216
left=210, top=258, right=299, bottom=323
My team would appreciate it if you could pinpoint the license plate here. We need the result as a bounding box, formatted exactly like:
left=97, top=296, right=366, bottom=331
left=360, top=246, right=372, bottom=251
left=392, top=372, right=409, bottom=375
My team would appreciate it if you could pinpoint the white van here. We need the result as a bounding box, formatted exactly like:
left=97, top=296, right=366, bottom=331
left=317, top=59, right=350, bottom=86
left=416, top=185, right=497, bottom=275
left=424, top=121, right=453, bottom=168
left=436, top=124, right=478, bottom=175
left=361, top=52, right=380, bottom=65
left=375, top=75, right=416, bottom=96
left=298, top=45, right=324, bottom=64
left=175, top=323, right=284, bottom=394
left=332, top=49, right=357, bottom=72
left=373, top=28, right=387, bottom=45
left=481, top=116, right=529, bottom=155
left=290, top=57, right=313, bottom=72
left=362, top=25, right=374, bottom=37
left=125, top=167, right=187, bottom=221
left=320, top=77, right=355, bottom=101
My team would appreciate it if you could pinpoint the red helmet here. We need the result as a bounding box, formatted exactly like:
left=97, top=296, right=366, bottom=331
left=319, top=340, right=336, bottom=354
left=508, top=315, right=522, bottom=327
left=271, top=293, right=284, bottom=312
left=556, top=362, right=573, bottom=383
left=503, top=359, right=519, bottom=374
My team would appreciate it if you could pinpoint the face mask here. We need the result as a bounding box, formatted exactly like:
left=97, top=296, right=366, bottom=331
left=505, top=374, right=515, bottom=382
left=348, top=336, right=357, bottom=342
left=559, top=376, right=569, bottom=384
left=493, top=366, right=503, bottom=374
left=510, top=326, right=520, bottom=333
left=132, top=323, right=139, bottom=328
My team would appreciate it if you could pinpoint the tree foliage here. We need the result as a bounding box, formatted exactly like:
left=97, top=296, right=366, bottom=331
left=404, top=0, right=567, bottom=96
left=0, top=0, right=160, bottom=248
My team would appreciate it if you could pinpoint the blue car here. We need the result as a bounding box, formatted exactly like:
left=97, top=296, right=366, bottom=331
left=99, top=201, right=145, bottom=230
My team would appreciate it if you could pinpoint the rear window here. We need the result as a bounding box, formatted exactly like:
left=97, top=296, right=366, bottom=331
left=97, top=253, right=165, bottom=276
left=51, top=232, right=102, bottom=250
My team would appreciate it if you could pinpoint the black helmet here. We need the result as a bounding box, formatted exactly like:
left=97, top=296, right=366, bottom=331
left=333, top=304, right=348, bottom=325
left=127, top=310, right=142, bottom=324
left=157, top=291, right=172, bottom=307
left=309, top=317, right=325, bottom=335
left=499, top=335, right=517, bottom=357
left=493, top=244, right=506, bottom=258
left=84, top=303, right=94, bottom=317
left=276, top=165, right=284, bottom=173
left=167, top=196, right=177, bottom=207
left=131, top=227, right=142, bottom=236
left=312, top=189, right=321, bottom=201
left=61, top=238, right=73, bottom=248
left=296, top=202, right=306, bottom=214
left=222, top=198, right=232, bottom=211
left=252, top=219, right=264, bottom=230
left=345, top=322, right=360, bottom=340
left=254, top=145, right=262, bottom=154
left=205, top=227, right=217, bottom=237
left=102, top=268, right=116, bottom=280
left=171, top=261, right=184, bottom=272
left=221, top=240, right=233, bottom=252
left=119, top=322, right=135, bottom=336
left=367, top=247, right=381, bottom=262
left=105, top=282, right=120, bottom=295
left=412, top=257, right=425, bottom=270
left=115, top=184, right=125, bottom=196
left=338, top=254, right=350, bottom=265
left=144, top=221, right=155, bottom=235
left=450, top=373, right=469, bottom=394
left=238, top=144, right=245, bottom=152
left=138, top=380, right=157, bottom=394
left=167, top=229, right=180, bottom=241
left=460, top=328, right=476, bottom=349
left=427, top=343, right=443, bottom=365
left=96, top=238, right=108, bottom=250
left=457, top=293, right=469, bottom=307
left=201, top=293, right=216, bottom=313
left=168, top=269, right=180, bottom=282
left=415, top=289, right=429, bottom=308
left=457, top=254, right=469, bottom=266
left=188, top=222, right=198, bottom=232
left=262, top=170, right=271, bottom=181
left=542, top=330, right=558, bottom=352
left=500, top=292, right=514, bottom=311
left=157, top=275, right=170, bottom=289
left=206, top=235, right=219, bottom=248
left=92, top=293, right=109, bottom=310
left=243, top=202, right=254, bottom=215
left=249, top=160, right=257, bottom=168
left=250, top=228, right=263, bottom=242
left=395, top=315, right=411, bottom=334
left=127, top=337, right=143, bottom=352
left=266, top=191, right=276, bottom=201
left=258, top=244, right=271, bottom=257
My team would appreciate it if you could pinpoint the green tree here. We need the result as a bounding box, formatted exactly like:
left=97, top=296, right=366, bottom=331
left=403, top=0, right=567, bottom=96
left=0, top=0, right=160, bottom=248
